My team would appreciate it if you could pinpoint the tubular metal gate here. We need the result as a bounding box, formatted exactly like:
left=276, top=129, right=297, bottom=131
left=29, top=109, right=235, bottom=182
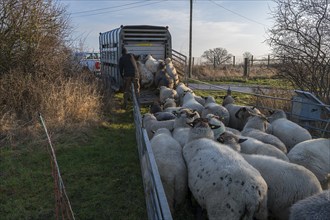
left=189, top=79, right=330, bottom=138
left=132, top=85, right=173, bottom=220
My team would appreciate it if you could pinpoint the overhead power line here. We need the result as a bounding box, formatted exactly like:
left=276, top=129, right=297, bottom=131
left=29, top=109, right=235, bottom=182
left=71, top=1, right=146, bottom=14
left=71, top=0, right=166, bottom=18
left=208, top=0, right=268, bottom=27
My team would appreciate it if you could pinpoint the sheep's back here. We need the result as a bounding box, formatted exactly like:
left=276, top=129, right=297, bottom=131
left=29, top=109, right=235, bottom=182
left=267, top=118, right=312, bottom=151
left=243, top=154, right=322, bottom=220
left=287, top=138, right=330, bottom=189
left=183, top=139, right=268, bottom=220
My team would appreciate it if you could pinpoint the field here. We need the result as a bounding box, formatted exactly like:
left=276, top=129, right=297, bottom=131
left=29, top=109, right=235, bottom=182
left=0, top=93, right=147, bottom=220
left=1, top=72, right=327, bottom=219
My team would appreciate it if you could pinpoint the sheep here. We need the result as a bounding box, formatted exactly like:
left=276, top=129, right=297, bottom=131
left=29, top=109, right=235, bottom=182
left=149, top=99, right=162, bottom=114
left=165, top=57, right=179, bottom=87
left=150, top=128, right=188, bottom=214
left=176, top=82, right=193, bottom=105
left=287, top=138, right=330, bottom=190
left=193, top=94, right=206, bottom=106
left=163, top=97, right=176, bottom=109
left=222, top=94, right=236, bottom=107
left=154, top=61, right=174, bottom=89
left=242, top=154, right=322, bottom=220
left=154, top=111, right=176, bottom=121
left=159, top=86, right=178, bottom=104
left=163, top=106, right=182, bottom=113
left=142, top=113, right=175, bottom=139
left=226, top=105, right=261, bottom=131
left=204, top=113, right=227, bottom=141
left=172, top=108, right=200, bottom=147
left=216, top=131, right=243, bottom=152
left=241, top=113, right=288, bottom=153
left=182, top=91, right=205, bottom=115
left=136, top=61, right=154, bottom=88
left=289, top=190, right=330, bottom=220
left=266, top=109, right=312, bottom=152
left=183, top=118, right=268, bottom=220
left=218, top=131, right=289, bottom=161
left=201, top=96, right=230, bottom=126
left=144, top=54, right=160, bottom=74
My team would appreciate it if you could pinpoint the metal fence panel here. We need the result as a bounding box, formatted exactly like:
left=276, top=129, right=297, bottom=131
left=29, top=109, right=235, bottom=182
left=132, top=84, right=173, bottom=220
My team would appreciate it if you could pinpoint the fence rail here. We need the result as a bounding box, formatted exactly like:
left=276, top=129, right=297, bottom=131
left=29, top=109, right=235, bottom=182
left=132, top=84, right=173, bottom=220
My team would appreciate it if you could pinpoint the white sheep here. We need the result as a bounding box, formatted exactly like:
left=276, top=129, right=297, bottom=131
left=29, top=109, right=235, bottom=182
left=154, top=60, right=174, bottom=89
left=241, top=113, right=288, bottom=153
left=227, top=106, right=261, bottom=131
left=287, top=138, right=330, bottom=190
left=163, top=97, right=176, bottom=109
left=172, top=108, right=200, bottom=147
left=217, top=129, right=289, bottom=161
left=201, top=96, right=230, bottom=126
left=289, top=190, right=330, bottom=220
left=183, top=119, right=268, bottom=220
left=242, top=154, right=322, bottom=220
left=182, top=91, right=205, bottom=115
left=240, top=136, right=289, bottom=161
left=266, top=109, right=312, bottom=152
left=154, top=111, right=176, bottom=121
left=165, top=57, right=179, bottom=87
left=150, top=128, right=188, bottom=214
left=175, top=82, right=193, bottom=105
left=159, top=86, right=178, bottom=104
left=142, top=113, right=175, bottom=139
left=144, top=54, right=160, bottom=74
left=204, top=113, right=227, bottom=141
left=136, top=61, right=154, bottom=88
left=149, top=99, right=162, bottom=114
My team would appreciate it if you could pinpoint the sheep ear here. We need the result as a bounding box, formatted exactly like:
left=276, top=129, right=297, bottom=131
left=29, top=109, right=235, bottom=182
left=217, top=136, right=224, bottom=143
left=151, top=130, right=155, bottom=134
left=268, top=110, right=274, bottom=115
left=187, top=122, right=194, bottom=127
left=238, top=138, right=248, bottom=143
left=172, top=111, right=179, bottom=117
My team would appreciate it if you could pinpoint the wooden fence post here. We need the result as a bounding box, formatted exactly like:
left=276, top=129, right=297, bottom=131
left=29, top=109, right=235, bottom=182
left=233, top=56, right=235, bottom=66
left=213, top=56, right=216, bottom=69
left=251, top=55, right=254, bottom=66
left=267, top=54, right=270, bottom=68
left=244, top=58, right=249, bottom=77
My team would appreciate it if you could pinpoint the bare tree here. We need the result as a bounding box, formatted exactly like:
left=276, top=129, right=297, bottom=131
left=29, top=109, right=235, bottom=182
left=243, top=52, right=253, bottom=59
left=202, top=47, right=232, bottom=66
left=0, top=0, right=71, bottom=75
left=267, top=0, right=330, bottom=104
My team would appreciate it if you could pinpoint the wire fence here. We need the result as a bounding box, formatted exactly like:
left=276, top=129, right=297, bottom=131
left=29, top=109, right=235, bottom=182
left=39, top=113, right=76, bottom=220
left=188, top=79, right=330, bottom=138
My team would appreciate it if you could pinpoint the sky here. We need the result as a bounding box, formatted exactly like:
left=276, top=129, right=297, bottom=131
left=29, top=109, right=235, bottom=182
left=60, top=0, right=277, bottom=60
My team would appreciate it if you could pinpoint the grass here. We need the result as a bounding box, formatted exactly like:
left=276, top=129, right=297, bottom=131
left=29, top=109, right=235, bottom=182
left=0, top=93, right=147, bottom=220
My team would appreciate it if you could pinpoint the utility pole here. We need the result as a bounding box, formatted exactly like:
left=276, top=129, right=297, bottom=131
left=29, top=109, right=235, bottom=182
left=188, top=0, right=193, bottom=79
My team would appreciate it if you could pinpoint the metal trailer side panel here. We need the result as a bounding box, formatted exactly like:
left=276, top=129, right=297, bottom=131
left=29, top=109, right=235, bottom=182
left=100, top=25, right=172, bottom=91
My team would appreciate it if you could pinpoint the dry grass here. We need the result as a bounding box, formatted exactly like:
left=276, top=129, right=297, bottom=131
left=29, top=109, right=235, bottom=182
left=0, top=69, right=103, bottom=146
left=192, top=64, right=278, bottom=80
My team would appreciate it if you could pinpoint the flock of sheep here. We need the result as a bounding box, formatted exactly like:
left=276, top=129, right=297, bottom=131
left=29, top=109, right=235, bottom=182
left=139, top=67, right=330, bottom=220
left=137, top=54, right=179, bottom=90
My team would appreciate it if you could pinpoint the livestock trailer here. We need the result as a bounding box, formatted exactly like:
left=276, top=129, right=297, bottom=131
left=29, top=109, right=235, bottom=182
left=99, top=25, right=173, bottom=91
